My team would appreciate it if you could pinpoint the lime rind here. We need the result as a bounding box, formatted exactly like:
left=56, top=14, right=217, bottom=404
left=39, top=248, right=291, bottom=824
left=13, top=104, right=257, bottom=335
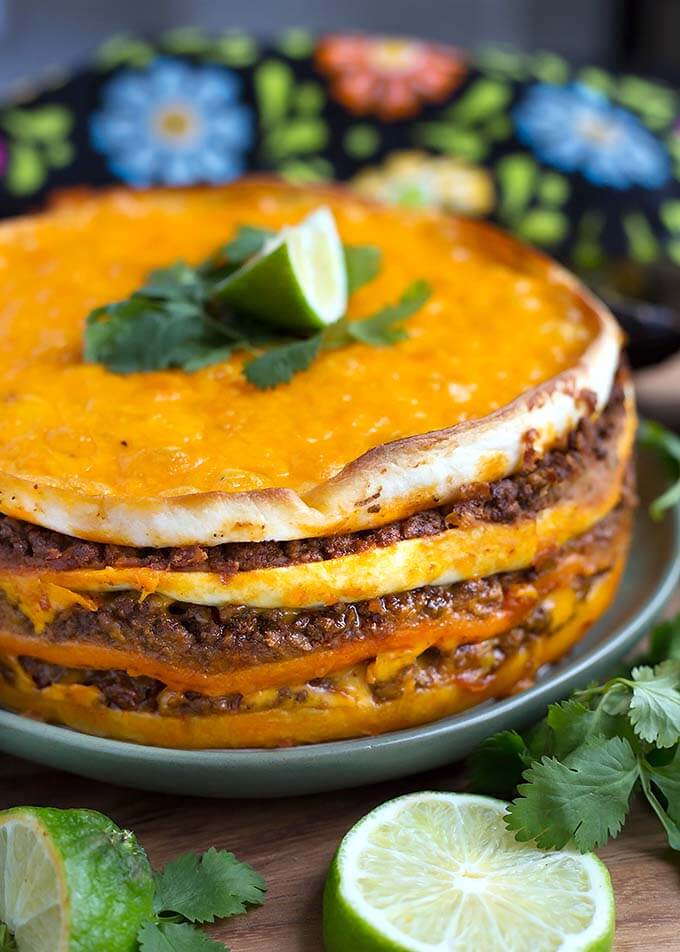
left=323, top=792, right=615, bottom=952
left=215, top=205, right=348, bottom=332
left=0, top=807, right=154, bottom=952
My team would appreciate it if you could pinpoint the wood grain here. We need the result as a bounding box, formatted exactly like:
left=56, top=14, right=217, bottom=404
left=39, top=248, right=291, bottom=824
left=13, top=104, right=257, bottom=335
left=1, top=589, right=678, bottom=951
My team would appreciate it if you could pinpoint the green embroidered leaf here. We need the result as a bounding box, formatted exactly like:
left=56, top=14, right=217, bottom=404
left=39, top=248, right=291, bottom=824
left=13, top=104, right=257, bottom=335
left=255, top=59, right=293, bottom=128
left=416, top=124, right=487, bottom=162
left=623, top=211, right=659, bottom=264
left=96, top=33, right=154, bottom=69
left=448, top=78, right=511, bottom=124
left=279, top=158, right=332, bottom=184
left=531, top=51, right=569, bottom=84
left=517, top=208, right=568, bottom=246
left=496, top=153, right=538, bottom=221
left=3, top=106, right=72, bottom=142
left=538, top=173, right=570, bottom=207
left=266, top=119, right=328, bottom=159
left=5, top=143, right=46, bottom=196
left=277, top=28, right=314, bottom=59
left=659, top=200, right=680, bottom=233
left=161, top=27, right=211, bottom=55
left=46, top=140, right=74, bottom=168
left=294, top=82, right=325, bottom=116
left=212, top=33, right=259, bottom=68
left=343, top=125, right=380, bottom=159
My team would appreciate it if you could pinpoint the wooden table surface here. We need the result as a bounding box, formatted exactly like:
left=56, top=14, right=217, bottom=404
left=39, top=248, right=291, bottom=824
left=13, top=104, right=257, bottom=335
left=2, top=600, right=679, bottom=952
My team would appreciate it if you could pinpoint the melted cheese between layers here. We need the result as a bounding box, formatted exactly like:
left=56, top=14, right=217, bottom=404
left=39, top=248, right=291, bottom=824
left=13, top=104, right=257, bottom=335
left=0, top=562, right=624, bottom=748
left=0, top=399, right=635, bottom=614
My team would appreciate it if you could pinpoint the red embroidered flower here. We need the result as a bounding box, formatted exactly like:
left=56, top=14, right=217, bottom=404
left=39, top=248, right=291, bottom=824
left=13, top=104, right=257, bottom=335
left=316, top=34, right=466, bottom=121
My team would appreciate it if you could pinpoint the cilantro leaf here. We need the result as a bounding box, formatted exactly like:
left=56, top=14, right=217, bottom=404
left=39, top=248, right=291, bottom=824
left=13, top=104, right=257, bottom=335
left=221, top=226, right=273, bottom=266
left=545, top=694, right=632, bottom=759
left=244, top=334, right=322, bottom=389
left=84, top=216, right=430, bottom=387
left=138, top=921, right=228, bottom=952
left=640, top=615, right=680, bottom=667
left=0, top=924, right=17, bottom=952
left=506, top=736, right=639, bottom=851
left=639, top=762, right=680, bottom=850
left=344, top=245, right=382, bottom=293
left=242, top=280, right=431, bottom=388
left=626, top=661, right=680, bottom=748
left=638, top=419, right=680, bottom=520
left=140, top=262, right=209, bottom=303
left=468, top=731, right=530, bottom=797
left=347, top=280, right=431, bottom=346
left=153, top=848, right=265, bottom=923
left=84, top=299, right=239, bottom=374
left=644, top=746, right=680, bottom=828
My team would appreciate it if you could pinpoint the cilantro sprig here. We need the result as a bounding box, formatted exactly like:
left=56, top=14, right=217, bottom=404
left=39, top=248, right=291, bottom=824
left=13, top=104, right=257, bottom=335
left=137, top=847, right=266, bottom=951
left=638, top=420, right=680, bottom=520
left=244, top=280, right=431, bottom=388
left=0, top=925, right=16, bottom=952
left=469, top=614, right=680, bottom=852
left=84, top=221, right=430, bottom=389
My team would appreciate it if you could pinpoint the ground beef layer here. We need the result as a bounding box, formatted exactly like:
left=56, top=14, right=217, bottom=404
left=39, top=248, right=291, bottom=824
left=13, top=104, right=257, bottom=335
left=2, top=565, right=604, bottom=718
left=0, top=371, right=627, bottom=574
left=0, top=504, right=631, bottom=679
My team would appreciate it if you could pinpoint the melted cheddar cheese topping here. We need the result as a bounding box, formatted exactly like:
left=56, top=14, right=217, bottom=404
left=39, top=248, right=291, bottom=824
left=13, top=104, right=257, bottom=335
left=0, top=180, right=597, bottom=500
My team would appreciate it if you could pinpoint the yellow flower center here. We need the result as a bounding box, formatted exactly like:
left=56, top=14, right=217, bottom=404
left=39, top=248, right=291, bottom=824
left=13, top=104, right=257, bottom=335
left=370, top=39, right=422, bottom=73
left=578, top=114, right=619, bottom=145
left=154, top=104, right=199, bottom=143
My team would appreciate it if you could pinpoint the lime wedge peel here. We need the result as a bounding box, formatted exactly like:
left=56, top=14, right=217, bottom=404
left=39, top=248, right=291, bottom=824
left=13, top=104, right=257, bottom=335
left=323, top=792, right=615, bottom=952
left=0, top=806, right=154, bottom=952
left=215, top=205, right=348, bottom=332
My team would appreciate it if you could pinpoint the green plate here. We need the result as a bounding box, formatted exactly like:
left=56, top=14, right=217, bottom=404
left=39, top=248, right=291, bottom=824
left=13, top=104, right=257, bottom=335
left=0, top=450, right=678, bottom=798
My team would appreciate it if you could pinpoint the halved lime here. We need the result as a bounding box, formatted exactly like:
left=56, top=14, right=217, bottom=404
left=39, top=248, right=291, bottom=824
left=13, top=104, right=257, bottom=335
left=323, top=792, right=615, bottom=952
left=214, top=205, right=348, bottom=332
left=0, top=806, right=154, bottom=952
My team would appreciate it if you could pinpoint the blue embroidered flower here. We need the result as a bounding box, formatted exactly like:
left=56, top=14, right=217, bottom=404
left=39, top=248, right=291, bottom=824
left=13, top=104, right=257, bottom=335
left=91, top=58, right=253, bottom=186
left=514, top=83, right=671, bottom=190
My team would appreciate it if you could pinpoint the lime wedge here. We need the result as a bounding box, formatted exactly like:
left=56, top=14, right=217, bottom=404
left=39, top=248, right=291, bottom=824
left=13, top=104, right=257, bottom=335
left=323, top=792, right=615, bottom=952
left=214, top=206, right=348, bottom=332
left=0, top=806, right=154, bottom=952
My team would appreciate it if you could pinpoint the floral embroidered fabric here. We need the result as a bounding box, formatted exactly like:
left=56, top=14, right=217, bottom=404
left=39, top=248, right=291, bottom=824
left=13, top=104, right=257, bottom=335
left=0, top=28, right=679, bottom=271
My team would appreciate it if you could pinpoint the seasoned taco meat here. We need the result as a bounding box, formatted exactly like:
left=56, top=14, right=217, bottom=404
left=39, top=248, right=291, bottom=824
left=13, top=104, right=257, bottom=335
left=0, top=371, right=626, bottom=574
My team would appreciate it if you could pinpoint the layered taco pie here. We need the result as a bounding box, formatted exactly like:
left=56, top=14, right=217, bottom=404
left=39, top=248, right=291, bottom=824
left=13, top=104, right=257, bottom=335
left=0, top=178, right=634, bottom=748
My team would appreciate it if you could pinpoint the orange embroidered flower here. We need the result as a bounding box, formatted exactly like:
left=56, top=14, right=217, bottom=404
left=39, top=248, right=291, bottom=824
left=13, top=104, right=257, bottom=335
left=315, top=34, right=466, bottom=121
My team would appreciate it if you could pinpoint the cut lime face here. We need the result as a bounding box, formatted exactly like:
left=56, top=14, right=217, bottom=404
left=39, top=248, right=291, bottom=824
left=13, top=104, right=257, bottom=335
left=0, top=807, right=154, bottom=952
left=323, top=792, right=615, bottom=952
left=215, top=205, right=348, bottom=332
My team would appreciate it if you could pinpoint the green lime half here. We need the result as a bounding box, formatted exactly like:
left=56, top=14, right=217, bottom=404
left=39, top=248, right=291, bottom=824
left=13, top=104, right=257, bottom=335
left=323, top=792, right=615, bottom=952
left=215, top=205, right=347, bottom=332
left=0, top=806, right=154, bottom=952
